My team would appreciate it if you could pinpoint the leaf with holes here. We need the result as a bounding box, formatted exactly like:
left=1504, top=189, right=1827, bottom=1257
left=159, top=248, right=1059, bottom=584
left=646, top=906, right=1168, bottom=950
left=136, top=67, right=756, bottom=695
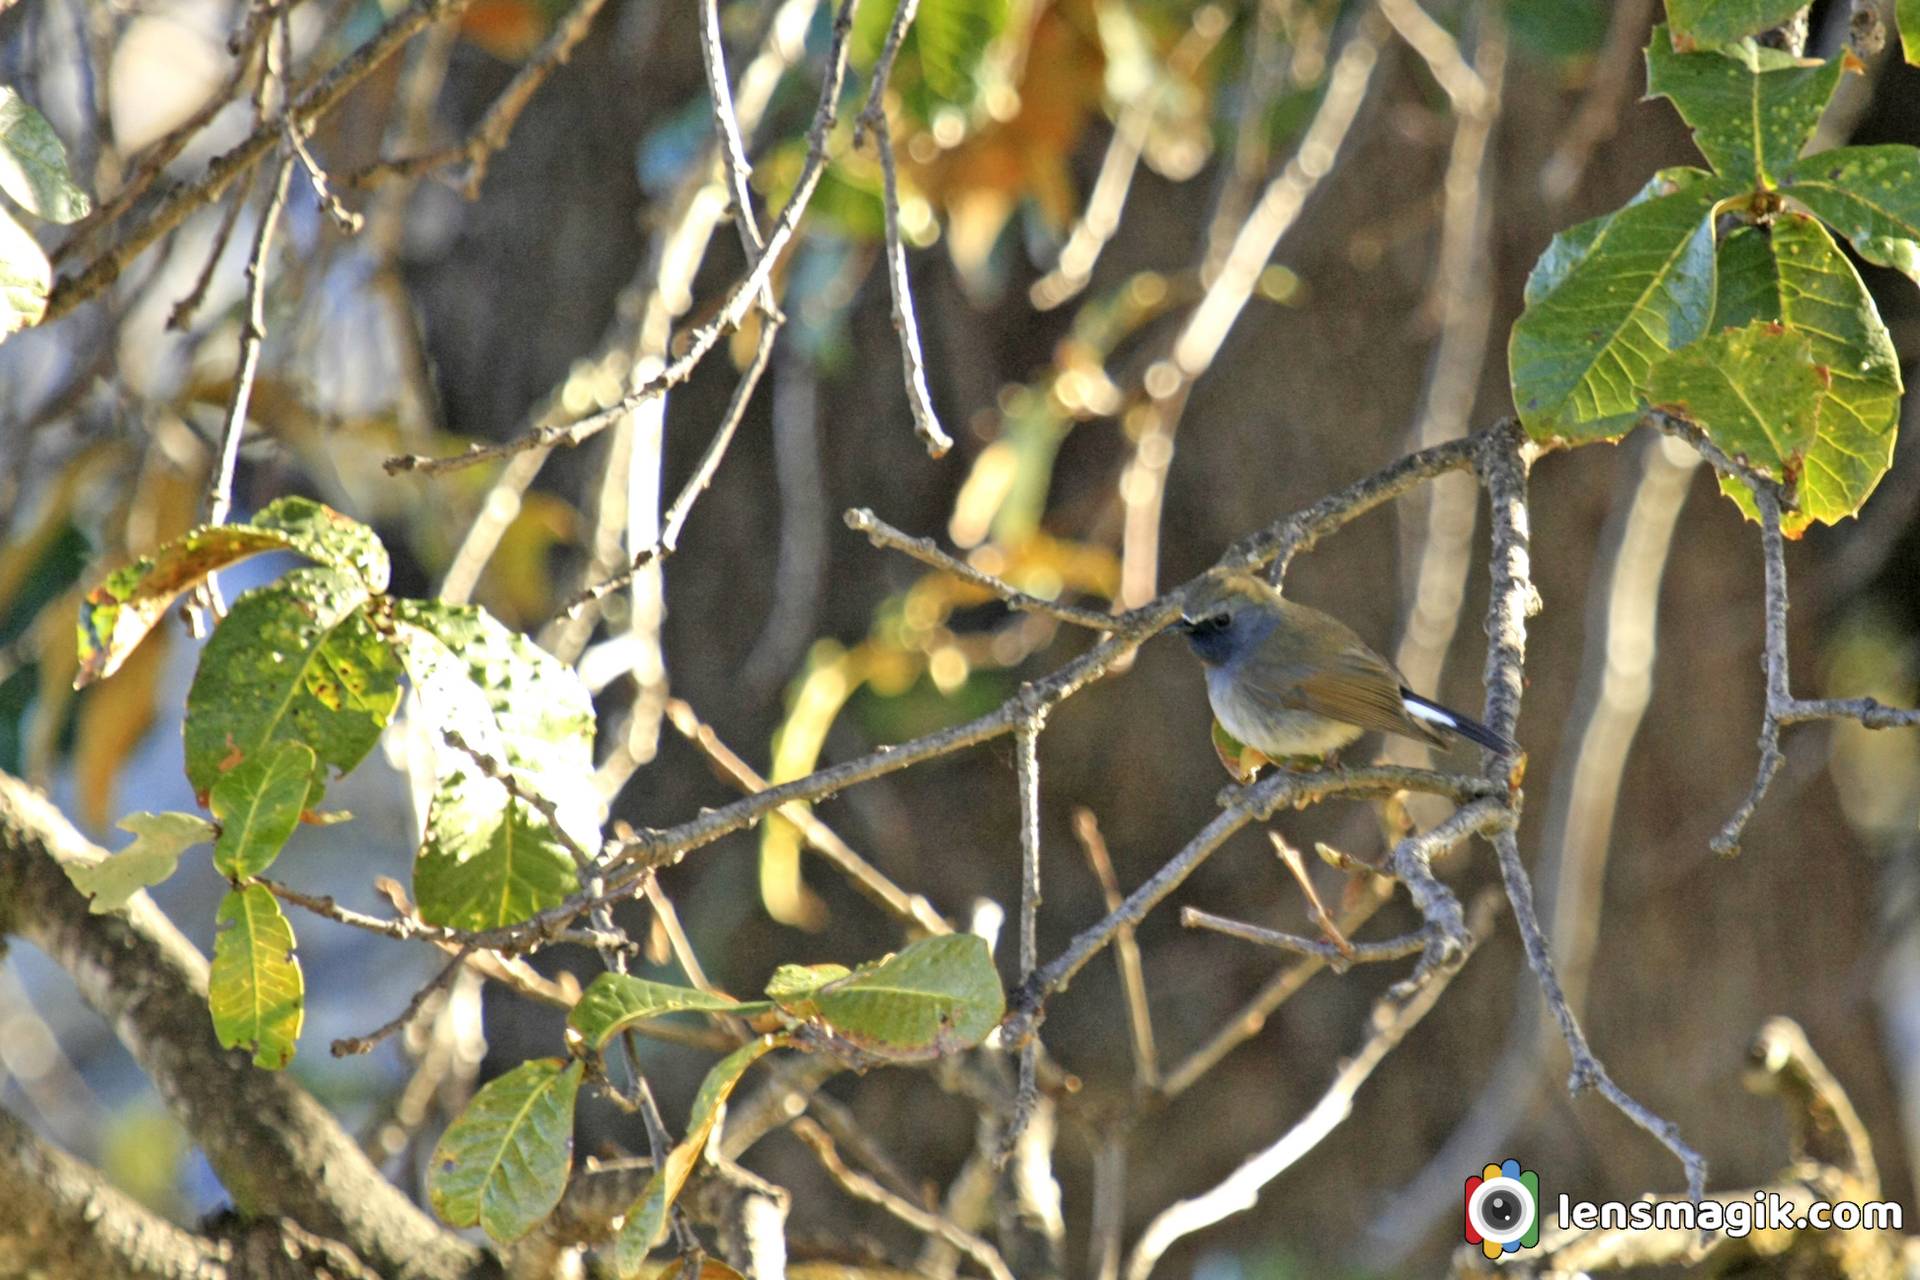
left=812, top=934, right=1003, bottom=1059
left=395, top=603, right=594, bottom=930
left=1510, top=171, right=1730, bottom=441
left=209, top=885, right=303, bottom=1070
left=0, top=88, right=91, bottom=223
left=1646, top=320, right=1823, bottom=485
left=1709, top=215, right=1903, bottom=529
left=566, top=974, right=753, bottom=1052
left=76, top=497, right=390, bottom=688
left=429, top=1058, right=582, bottom=1245
left=1779, top=144, right=1920, bottom=285
left=62, top=812, right=214, bottom=914
left=1645, top=24, right=1842, bottom=185
left=183, top=568, right=401, bottom=799
left=1665, top=0, right=1814, bottom=50
left=210, top=741, right=319, bottom=879
left=614, top=1037, right=782, bottom=1274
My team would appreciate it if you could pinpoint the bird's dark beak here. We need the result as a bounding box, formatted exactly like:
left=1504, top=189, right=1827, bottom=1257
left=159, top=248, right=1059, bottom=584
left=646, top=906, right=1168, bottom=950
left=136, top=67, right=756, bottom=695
left=1171, top=615, right=1196, bottom=634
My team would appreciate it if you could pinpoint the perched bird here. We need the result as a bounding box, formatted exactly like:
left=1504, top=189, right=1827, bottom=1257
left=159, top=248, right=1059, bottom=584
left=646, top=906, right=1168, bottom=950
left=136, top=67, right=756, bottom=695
left=1173, top=571, right=1513, bottom=767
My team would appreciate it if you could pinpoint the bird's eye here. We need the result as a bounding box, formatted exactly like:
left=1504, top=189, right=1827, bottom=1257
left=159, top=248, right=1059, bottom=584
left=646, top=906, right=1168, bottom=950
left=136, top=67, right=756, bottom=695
left=1189, top=614, right=1228, bottom=635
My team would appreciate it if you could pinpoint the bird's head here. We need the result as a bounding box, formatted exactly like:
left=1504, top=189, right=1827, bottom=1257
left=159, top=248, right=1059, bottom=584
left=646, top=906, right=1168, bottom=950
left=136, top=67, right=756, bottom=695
left=1171, top=570, right=1279, bottom=664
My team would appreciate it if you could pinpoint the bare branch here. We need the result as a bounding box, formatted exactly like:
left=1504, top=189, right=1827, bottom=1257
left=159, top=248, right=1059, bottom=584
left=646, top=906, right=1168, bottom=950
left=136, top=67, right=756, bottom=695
left=1001, top=714, right=1046, bottom=1160
left=793, top=1117, right=1016, bottom=1280
left=0, top=1103, right=230, bottom=1280
left=1179, top=906, right=1430, bottom=966
left=0, top=772, right=480, bottom=1280
left=1123, top=892, right=1500, bottom=1279
left=845, top=507, right=1117, bottom=628
left=1474, top=426, right=1708, bottom=1201
left=46, top=0, right=474, bottom=323
left=350, top=0, right=616, bottom=198
left=660, top=697, right=951, bottom=934
left=330, top=947, right=472, bottom=1058
left=856, top=0, right=952, bottom=456
left=1071, top=807, right=1156, bottom=1089
left=1707, top=482, right=1920, bottom=854
left=385, top=0, right=866, bottom=476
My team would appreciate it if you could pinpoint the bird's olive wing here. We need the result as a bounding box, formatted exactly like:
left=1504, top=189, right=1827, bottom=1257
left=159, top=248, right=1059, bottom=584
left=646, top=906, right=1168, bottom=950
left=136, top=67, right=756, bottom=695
left=1278, top=652, right=1443, bottom=745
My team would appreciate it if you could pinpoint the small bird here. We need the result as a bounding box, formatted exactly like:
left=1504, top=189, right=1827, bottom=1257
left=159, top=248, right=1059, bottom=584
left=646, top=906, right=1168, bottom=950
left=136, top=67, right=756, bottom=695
left=1173, top=571, right=1513, bottom=769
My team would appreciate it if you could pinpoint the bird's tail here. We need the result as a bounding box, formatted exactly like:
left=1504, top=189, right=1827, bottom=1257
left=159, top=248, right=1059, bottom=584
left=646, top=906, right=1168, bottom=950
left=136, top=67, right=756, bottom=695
left=1399, top=690, right=1514, bottom=755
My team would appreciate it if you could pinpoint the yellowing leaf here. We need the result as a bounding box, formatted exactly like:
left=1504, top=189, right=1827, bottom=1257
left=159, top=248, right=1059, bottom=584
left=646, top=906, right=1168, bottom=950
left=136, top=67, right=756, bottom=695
left=62, top=811, right=214, bottom=914
left=615, top=1037, right=782, bottom=1274
left=208, top=885, right=304, bottom=1070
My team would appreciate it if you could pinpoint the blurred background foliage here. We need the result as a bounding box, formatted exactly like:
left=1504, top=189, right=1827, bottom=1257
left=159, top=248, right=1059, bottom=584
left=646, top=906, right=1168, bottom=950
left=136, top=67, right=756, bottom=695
left=3, top=0, right=1920, bottom=1274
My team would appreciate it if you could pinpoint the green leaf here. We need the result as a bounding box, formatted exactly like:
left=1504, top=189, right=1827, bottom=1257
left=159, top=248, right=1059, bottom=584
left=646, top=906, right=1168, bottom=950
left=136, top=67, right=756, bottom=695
left=395, top=602, right=596, bottom=930
left=812, top=934, right=1004, bottom=1058
left=183, top=568, right=402, bottom=798
left=1779, top=144, right=1920, bottom=285
left=615, top=1038, right=781, bottom=1274
left=764, top=963, right=851, bottom=1015
left=1646, top=319, right=1823, bottom=475
left=0, top=203, right=47, bottom=335
left=1509, top=176, right=1729, bottom=440
left=75, top=496, right=391, bottom=688
left=210, top=741, right=318, bottom=878
left=919, top=0, right=1010, bottom=103
left=853, top=0, right=1009, bottom=108
left=1644, top=24, right=1842, bottom=185
left=1523, top=168, right=1716, bottom=307
left=62, top=812, right=214, bottom=914
left=1710, top=215, right=1903, bottom=528
left=1665, top=0, right=1811, bottom=50
left=428, top=1058, right=582, bottom=1245
left=209, top=884, right=303, bottom=1070
left=567, top=974, right=749, bottom=1052
left=1902, top=0, right=1920, bottom=65
left=0, top=88, right=91, bottom=223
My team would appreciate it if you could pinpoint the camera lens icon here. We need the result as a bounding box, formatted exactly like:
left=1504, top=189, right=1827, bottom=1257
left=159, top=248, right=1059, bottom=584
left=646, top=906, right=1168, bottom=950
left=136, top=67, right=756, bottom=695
left=1464, top=1160, right=1539, bottom=1257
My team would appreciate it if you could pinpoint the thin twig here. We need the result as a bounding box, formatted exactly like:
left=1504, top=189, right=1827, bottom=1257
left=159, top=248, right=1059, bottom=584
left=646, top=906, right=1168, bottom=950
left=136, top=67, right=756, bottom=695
left=201, top=152, right=295, bottom=616
left=1000, top=713, right=1045, bottom=1161
left=1122, top=892, right=1500, bottom=1280
left=385, top=0, right=866, bottom=476
left=1477, top=424, right=1708, bottom=1203
left=46, top=0, right=473, bottom=322
left=1156, top=875, right=1396, bottom=1101
left=562, top=318, right=784, bottom=616
left=659, top=698, right=951, bottom=934
left=1715, top=482, right=1920, bottom=853
left=1180, top=907, right=1429, bottom=966
left=166, top=179, right=251, bottom=331
left=845, top=507, right=1117, bottom=628
left=793, top=1117, right=1016, bottom=1280
left=855, top=0, right=951, bottom=456
left=1071, top=807, right=1156, bottom=1089
left=350, top=0, right=615, bottom=197
left=1006, top=766, right=1502, bottom=1042
left=1120, top=9, right=1386, bottom=603
left=331, top=946, right=471, bottom=1056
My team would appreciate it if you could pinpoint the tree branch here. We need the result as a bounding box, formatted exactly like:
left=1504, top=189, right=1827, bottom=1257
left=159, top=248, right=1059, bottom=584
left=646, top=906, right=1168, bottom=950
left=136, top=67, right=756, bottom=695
left=0, top=1103, right=231, bottom=1280
left=0, top=772, right=483, bottom=1280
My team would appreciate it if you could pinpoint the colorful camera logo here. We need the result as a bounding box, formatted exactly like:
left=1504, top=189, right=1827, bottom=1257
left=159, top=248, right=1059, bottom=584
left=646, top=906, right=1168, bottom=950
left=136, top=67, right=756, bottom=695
left=1465, top=1159, right=1539, bottom=1258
